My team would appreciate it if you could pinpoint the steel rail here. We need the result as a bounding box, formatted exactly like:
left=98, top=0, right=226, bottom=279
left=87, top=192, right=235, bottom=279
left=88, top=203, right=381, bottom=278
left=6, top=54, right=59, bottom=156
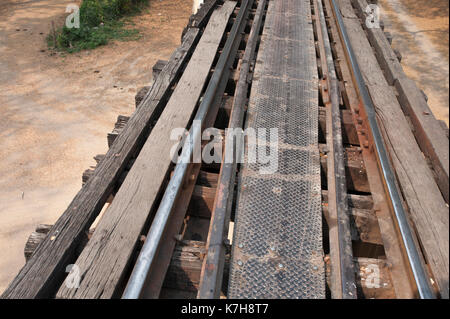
left=122, top=0, right=252, bottom=299
left=317, top=0, right=357, bottom=299
left=330, top=0, right=434, bottom=299
left=197, top=0, right=263, bottom=299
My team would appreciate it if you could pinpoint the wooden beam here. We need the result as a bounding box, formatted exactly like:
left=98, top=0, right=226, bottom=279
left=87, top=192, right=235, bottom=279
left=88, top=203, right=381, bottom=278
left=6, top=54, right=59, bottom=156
left=135, top=86, right=151, bottom=107
left=188, top=185, right=216, bottom=218
left=394, top=77, right=449, bottom=203
left=354, top=257, right=396, bottom=299
left=161, top=240, right=230, bottom=295
left=24, top=226, right=94, bottom=263
left=352, top=0, right=449, bottom=204
left=182, top=0, right=221, bottom=40
left=56, top=2, right=237, bottom=299
left=197, top=171, right=219, bottom=188
left=162, top=240, right=206, bottom=292
left=320, top=144, right=370, bottom=193
left=322, top=190, right=373, bottom=210
left=315, top=0, right=357, bottom=298
left=323, top=206, right=383, bottom=246
left=351, top=0, right=403, bottom=86
left=107, top=115, right=130, bottom=148
left=152, top=59, right=168, bottom=81
left=337, top=0, right=358, bottom=18
left=135, top=60, right=168, bottom=107
left=24, top=225, right=51, bottom=261
left=319, top=107, right=360, bottom=145
left=110, top=101, right=231, bottom=147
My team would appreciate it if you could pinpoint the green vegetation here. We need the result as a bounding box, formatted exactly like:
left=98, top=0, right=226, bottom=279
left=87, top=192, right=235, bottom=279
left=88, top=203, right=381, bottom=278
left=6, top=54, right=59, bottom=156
left=48, top=0, right=149, bottom=53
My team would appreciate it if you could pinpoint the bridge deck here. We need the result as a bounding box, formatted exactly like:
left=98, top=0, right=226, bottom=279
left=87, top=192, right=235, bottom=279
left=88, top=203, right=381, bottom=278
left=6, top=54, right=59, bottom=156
left=228, top=0, right=325, bottom=298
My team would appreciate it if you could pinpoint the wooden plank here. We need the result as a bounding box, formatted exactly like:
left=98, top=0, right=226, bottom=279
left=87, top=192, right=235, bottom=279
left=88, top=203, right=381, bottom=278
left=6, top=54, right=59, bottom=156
left=1, top=28, right=201, bottom=300
left=395, top=77, right=449, bottom=203
left=320, top=144, right=370, bottom=193
left=325, top=256, right=396, bottom=299
left=161, top=240, right=230, bottom=294
left=197, top=171, right=219, bottom=188
left=319, top=107, right=359, bottom=145
left=24, top=226, right=94, bottom=263
left=337, top=0, right=358, bottom=18
left=322, top=190, right=373, bottom=210
left=135, top=60, right=167, bottom=107
left=84, top=162, right=220, bottom=194
left=135, top=86, right=151, bottom=107
left=323, top=206, right=383, bottom=246
left=183, top=216, right=211, bottom=242
left=351, top=0, right=403, bottom=86
left=182, top=0, right=221, bottom=39
left=162, top=240, right=206, bottom=292
left=107, top=115, right=130, bottom=147
left=188, top=185, right=216, bottom=218
left=439, top=120, right=449, bottom=139
left=368, top=29, right=402, bottom=85
left=188, top=0, right=220, bottom=28
left=354, top=257, right=396, bottom=299
left=338, top=0, right=449, bottom=298
left=24, top=232, right=47, bottom=262
left=350, top=209, right=383, bottom=245
left=352, top=0, right=449, bottom=203
left=56, top=2, right=236, bottom=299
left=152, top=59, right=168, bottom=81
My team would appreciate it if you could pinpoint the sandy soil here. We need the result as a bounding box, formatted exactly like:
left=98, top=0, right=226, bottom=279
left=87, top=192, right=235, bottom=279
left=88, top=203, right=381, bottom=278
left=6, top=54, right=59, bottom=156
left=0, top=0, right=192, bottom=294
left=379, top=0, right=449, bottom=125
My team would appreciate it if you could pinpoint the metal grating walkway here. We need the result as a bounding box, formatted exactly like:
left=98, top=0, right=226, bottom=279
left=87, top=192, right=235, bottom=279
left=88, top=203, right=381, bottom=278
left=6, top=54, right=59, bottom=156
left=228, top=0, right=325, bottom=298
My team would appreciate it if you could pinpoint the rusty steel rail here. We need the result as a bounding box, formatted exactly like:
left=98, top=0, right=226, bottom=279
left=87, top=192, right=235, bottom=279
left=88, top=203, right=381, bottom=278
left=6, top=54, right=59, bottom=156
left=316, top=0, right=357, bottom=299
left=330, top=0, right=434, bottom=299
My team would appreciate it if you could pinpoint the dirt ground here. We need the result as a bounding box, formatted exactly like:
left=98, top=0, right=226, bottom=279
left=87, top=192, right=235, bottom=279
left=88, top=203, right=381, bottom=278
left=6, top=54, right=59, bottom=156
left=379, top=0, right=449, bottom=125
left=0, top=0, right=192, bottom=294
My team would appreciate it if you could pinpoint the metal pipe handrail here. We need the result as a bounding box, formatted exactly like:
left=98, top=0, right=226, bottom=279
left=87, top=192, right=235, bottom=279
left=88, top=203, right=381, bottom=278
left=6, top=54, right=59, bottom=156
left=330, top=0, right=434, bottom=299
left=122, top=0, right=251, bottom=299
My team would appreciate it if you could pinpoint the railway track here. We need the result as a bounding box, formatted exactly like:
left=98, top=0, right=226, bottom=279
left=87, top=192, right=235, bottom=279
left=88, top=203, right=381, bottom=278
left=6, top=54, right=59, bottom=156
left=4, top=0, right=448, bottom=299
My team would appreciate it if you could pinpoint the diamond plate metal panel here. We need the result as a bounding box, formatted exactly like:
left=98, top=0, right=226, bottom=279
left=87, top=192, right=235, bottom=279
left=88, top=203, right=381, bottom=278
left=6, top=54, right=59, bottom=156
left=228, top=0, right=325, bottom=298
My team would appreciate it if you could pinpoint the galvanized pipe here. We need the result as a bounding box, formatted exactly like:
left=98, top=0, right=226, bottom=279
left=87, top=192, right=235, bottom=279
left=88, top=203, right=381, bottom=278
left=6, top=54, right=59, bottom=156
left=330, top=0, right=434, bottom=299
left=122, top=0, right=251, bottom=299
